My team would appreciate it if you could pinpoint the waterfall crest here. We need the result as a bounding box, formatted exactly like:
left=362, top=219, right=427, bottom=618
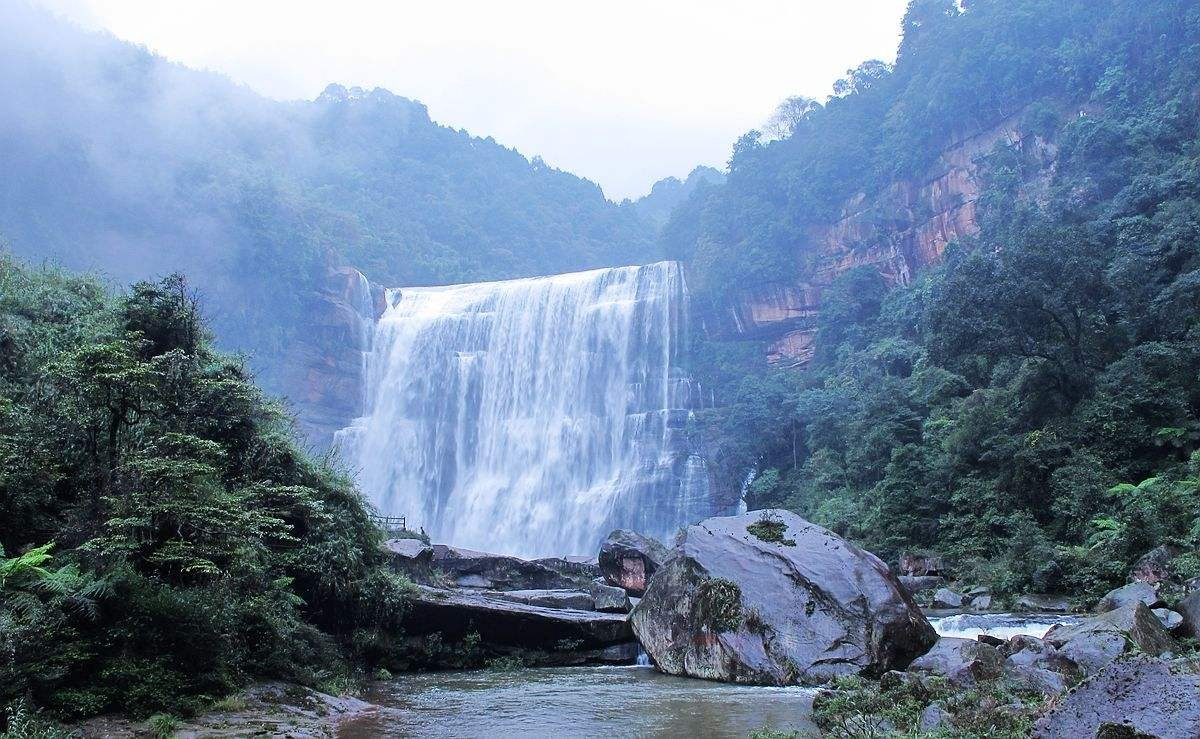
left=336, top=261, right=716, bottom=557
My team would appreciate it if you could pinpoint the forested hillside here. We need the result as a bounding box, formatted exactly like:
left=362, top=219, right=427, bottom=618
left=675, top=0, right=1200, bottom=600
left=0, top=256, right=411, bottom=721
left=0, top=1, right=655, bottom=399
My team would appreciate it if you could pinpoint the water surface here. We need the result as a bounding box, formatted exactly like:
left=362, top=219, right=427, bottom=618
left=339, top=665, right=817, bottom=738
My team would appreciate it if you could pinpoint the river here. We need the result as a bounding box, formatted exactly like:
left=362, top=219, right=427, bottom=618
left=337, top=611, right=1080, bottom=738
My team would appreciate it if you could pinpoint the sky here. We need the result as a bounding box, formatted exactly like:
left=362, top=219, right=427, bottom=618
left=36, top=0, right=910, bottom=201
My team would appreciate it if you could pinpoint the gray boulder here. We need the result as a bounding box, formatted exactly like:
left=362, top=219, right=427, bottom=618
left=906, top=636, right=1002, bottom=685
left=968, top=594, right=994, bottom=611
left=384, top=537, right=433, bottom=565
left=1045, top=603, right=1176, bottom=675
left=1129, top=544, right=1180, bottom=587
left=1095, top=581, right=1160, bottom=613
left=598, top=529, right=669, bottom=596
left=1153, top=608, right=1183, bottom=632
left=631, top=510, right=936, bottom=685
left=1002, top=635, right=1079, bottom=696
left=1178, top=590, right=1200, bottom=637
left=490, top=589, right=596, bottom=610
left=1016, top=594, right=1072, bottom=612
left=586, top=579, right=632, bottom=613
left=932, top=588, right=964, bottom=609
left=403, top=585, right=632, bottom=653
left=898, top=575, right=942, bottom=594
left=1033, top=655, right=1200, bottom=739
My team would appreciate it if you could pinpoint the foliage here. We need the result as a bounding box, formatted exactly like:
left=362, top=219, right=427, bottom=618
left=677, top=0, right=1200, bottom=600
left=747, top=510, right=796, bottom=546
left=0, top=257, right=409, bottom=721
left=812, top=674, right=1045, bottom=739
left=694, top=577, right=744, bottom=632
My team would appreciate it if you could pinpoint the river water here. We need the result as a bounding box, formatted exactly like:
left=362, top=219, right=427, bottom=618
left=339, top=612, right=1079, bottom=738
left=338, top=665, right=818, bottom=738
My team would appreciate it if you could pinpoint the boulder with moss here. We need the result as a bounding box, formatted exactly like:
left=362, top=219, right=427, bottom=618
left=630, top=509, right=936, bottom=685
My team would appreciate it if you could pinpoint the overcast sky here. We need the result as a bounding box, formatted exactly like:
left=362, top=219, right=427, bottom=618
left=37, top=0, right=909, bottom=200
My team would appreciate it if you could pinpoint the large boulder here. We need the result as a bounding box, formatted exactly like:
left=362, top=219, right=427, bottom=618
left=598, top=529, right=668, bottom=596
left=403, top=585, right=633, bottom=656
left=384, top=538, right=433, bottom=565
left=906, top=637, right=1002, bottom=685
left=932, top=588, right=964, bottom=609
left=1095, top=581, right=1160, bottom=613
left=1128, top=545, right=1180, bottom=587
left=1033, top=655, right=1200, bottom=739
left=630, top=510, right=936, bottom=685
left=1045, top=603, right=1176, bottom=675
left=1179, top=590, right=1200, bottom=637
left=1002, top=635, right=1080, bottom=696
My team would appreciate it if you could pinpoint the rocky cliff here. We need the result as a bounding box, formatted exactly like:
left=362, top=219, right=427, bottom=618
left=710, top=111, right=1058, bottom=365
left=281, top=263, right=382, bottom=448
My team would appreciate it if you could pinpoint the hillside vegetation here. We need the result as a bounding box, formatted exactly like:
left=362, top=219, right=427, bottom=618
left=676, top=0, right=1200, bottom=599
left=0, top=256, right=410, bottom=721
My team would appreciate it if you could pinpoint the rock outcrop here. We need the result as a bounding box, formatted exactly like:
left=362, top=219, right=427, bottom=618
left=281, top=263, right=381, bottom=448
left=1033, top=655, right=1200, bottom=739
left=598, top=529, right=669, bottom=596
left=1044, top=603, right=1176, bottom=675
left=1095, top=581, right=1160, bottom=613
left=906, top=637, right=1002, bottom=685
left=631, top=510, right=936, bottom=685
left=707, top=109, right=1057, bottom=366
left=1129, top=545, right=1180, bottom=587
left=403, top=585, right=634, bottom=661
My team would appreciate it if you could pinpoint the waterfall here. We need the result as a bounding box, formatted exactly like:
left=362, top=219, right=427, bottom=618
left=336, top=261, right=717, bottom=557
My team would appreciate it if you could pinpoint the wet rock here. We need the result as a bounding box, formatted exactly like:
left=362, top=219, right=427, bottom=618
left=1016, top=594, right=1071, bottom=612
left=898, top=575, right=942, bottom=594
left=632, top=510, right=936, bottom=685
left=1152, top=608, right=1183, bottom=632
left=490, top=589, right=596, bottom=610
left=598, top=529, right=668, bottom=596
left=932, top=588, right=964, bottom=609
left=384, top=538, right=433, bottom=565
left=1045, top=603, right=1176, bottom=675
left=907, top=637, right=1003, bottom=685
left=1129, top=545, right=1180, bottom=587
left=977, top=634, right=1005, bottom=647
left=1033, top=655, right=1200, bottom=739
left=1095, top=582, right=1160, bottom=613
left=403, top=585, right=633, bottom=653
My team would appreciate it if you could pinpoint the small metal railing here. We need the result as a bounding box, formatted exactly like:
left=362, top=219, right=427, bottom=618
left=371, top=514, right=407, bottom=531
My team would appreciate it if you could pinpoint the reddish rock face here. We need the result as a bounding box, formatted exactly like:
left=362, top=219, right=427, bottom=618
left=282, top=263, right=380, bottom=448
left=716, top=110, right=1058, bottom=364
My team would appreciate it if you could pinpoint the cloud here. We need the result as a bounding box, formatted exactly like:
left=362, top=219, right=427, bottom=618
left=33, top=0, right=907, bottom=199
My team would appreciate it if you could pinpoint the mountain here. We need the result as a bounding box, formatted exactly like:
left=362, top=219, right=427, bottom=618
left=633, top=166, right=725, bottom=232
left=0, top=1, right=657, bottom=442
left=671, top=0, right=1200, bottom=601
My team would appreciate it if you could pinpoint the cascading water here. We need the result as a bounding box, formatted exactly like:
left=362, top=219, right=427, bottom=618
left=335, top=261, right=719, bottom=557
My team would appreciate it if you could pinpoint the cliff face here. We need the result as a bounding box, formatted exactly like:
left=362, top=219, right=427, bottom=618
left=282, top=264, right=382, bottom=449
left=710, top=112, right=1057, bottom=364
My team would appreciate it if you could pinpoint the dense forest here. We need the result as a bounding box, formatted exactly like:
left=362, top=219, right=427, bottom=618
left=676, top=0, right=1200, bottom=601
left=0, top=1, right=657, bottom=395
left=0, top=257, right=413, bottom=721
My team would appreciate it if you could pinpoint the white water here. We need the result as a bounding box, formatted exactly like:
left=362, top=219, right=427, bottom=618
left=929, top=613, right=1080, bottom=641
left=336, top=262, right=717, bottom=557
